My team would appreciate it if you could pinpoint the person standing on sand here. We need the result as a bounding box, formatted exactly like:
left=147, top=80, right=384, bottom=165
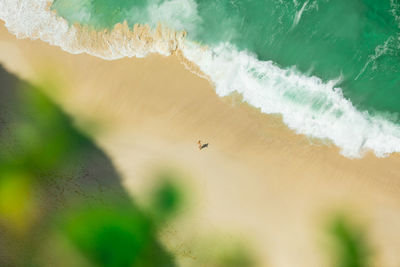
left=198, top=140, right=209, bottom=150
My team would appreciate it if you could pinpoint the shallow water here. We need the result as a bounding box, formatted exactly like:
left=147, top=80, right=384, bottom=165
left=52, top=0, right=400, bottom=115
left=38, top=0, right=400, bottom=157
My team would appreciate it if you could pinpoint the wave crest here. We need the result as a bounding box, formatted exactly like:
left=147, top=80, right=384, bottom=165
left=2, top=0, right=400, bottom=158
left=0, top=0, right=186, bottom=59
left=182, top=41, right=400, bottom=158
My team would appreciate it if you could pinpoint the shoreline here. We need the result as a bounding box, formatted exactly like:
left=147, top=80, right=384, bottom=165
left=1, top=22, right=400, bottom=266
left=1, top=0, right=185, bottom=59
left=3, top=0, right=400, bottom=158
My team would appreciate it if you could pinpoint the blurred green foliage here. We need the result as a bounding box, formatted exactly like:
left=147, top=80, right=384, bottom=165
left=58, top=203, right=174, bottom=267
left=327, top=215, right=372, bottom=267
left=149, top=171, right=185, bottom=223
left=6, top=83, right=83, bottom=158
left=0, top=65, right=378, bottom=267
left=0, top=66, right=175, bottom=266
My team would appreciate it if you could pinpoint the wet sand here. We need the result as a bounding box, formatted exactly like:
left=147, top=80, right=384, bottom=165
left=1, top=22, right=400, bottom=266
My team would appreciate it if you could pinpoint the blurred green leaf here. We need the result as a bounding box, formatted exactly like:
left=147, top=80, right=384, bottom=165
left=149, top=171, right=185, bottom=223
left=327, top=215, right=372, bottom=267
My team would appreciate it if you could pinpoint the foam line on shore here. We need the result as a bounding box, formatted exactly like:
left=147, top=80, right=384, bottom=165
left=2, top=0, right=400, bottom=158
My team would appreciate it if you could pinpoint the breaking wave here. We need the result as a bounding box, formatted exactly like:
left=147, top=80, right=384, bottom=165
left=2, top=0, right=400, bottom=158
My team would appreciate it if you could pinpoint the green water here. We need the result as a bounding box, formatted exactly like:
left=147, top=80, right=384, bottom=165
left=52, top=0, right=400, bottom=118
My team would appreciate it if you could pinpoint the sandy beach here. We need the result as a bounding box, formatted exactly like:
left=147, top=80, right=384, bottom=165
left=1, top=22, right=400, bottom=266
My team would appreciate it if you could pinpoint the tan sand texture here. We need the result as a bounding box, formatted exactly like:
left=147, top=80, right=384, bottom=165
left=1, top=22, right=400, bottom=266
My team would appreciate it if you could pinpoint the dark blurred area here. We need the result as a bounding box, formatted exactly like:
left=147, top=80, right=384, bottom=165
left=0, top=65, right=176, bottom=267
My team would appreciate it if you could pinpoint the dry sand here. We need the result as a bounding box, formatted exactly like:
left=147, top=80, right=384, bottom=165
left=1, top=22, right=400, bottom=267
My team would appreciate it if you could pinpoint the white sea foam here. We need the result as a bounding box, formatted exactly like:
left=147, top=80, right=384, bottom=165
left=355, top=35, right=396, bottom=80
left=146, top=0, right=201, bottom=34
left=2, top=0, right=400, bottom=157
left=0, top=0, right=186, bottom=59
left=182, top=41, right=400, bottom=157
left=293, top=0, right=308, bottom=27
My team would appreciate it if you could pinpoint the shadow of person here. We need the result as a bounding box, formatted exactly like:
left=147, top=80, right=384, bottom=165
left=201, top=143, right=209, bottom=150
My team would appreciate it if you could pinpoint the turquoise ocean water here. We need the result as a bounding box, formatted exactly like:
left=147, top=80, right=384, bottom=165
left=49, top=0, right=400, bottom=156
